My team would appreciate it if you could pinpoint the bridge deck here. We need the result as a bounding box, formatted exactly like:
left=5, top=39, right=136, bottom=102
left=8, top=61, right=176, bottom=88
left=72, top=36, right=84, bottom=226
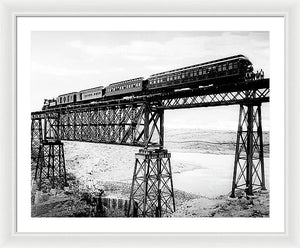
left=32, top=79, right=269, bottom=117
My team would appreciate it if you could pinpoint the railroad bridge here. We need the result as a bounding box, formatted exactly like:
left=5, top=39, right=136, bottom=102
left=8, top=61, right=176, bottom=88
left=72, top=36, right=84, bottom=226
left=31, top=78, right=270, bottom=217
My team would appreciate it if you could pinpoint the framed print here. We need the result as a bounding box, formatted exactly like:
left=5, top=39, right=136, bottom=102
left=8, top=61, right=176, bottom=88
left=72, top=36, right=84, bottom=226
left=0, top=0, right=299, bottom=247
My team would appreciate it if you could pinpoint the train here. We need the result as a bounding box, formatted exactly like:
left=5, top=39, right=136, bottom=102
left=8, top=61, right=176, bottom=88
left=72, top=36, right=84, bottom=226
left=43, top=54, right=262, bottom=110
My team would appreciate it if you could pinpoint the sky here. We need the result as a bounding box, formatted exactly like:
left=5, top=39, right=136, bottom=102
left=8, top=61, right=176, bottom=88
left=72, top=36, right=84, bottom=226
left=31, top=31, right=269, bottom=130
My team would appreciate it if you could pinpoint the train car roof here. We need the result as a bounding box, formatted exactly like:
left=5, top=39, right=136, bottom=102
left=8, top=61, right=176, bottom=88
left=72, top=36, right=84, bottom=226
left=57, top=92, right=78, bottom=97
left=79, top=85, right=104, bottom=93
left=107, top=77, right=144, bottom=87
left=149, top=54, right=250, bottom=78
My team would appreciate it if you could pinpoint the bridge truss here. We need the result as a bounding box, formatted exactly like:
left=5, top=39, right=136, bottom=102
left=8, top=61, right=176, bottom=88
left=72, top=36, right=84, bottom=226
left=31, top=79, right=270, bottom=216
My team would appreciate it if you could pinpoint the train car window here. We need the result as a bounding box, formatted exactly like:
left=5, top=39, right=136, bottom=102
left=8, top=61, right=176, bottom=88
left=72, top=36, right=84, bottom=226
left=67, top=96, right=69, bottom=102
left=218, top=65, right=222, bottom=72
left=203, top=68, right=206, bottom=74
left=229, top=63, right=233, bottom=70
left=222, top=64, right=227, bottom=70
left=63, top=97, right=66, bottom=103
left=199, top=69, right=202, bottom=75
left=233, top=62, right=238, bottom=69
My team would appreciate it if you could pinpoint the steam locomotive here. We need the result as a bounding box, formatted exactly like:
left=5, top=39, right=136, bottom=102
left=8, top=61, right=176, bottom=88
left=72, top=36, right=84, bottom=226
left=43, top=54, right=260, bottom=109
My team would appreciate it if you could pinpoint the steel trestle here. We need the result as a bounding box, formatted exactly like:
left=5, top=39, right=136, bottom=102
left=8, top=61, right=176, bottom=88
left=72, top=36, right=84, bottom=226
left=30, top=80, right=269, bottom=215
left=127, top=148, right=175, bottom=217
left=230, top=104, right=267, bottom=197
left=34, top=139, right=67, bottom=190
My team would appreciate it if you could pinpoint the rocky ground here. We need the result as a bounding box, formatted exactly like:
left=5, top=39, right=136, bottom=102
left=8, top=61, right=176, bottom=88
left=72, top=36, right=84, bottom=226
left=31, top=173, right=269, bottom=218
left=171, top=191, right=269, bottom=217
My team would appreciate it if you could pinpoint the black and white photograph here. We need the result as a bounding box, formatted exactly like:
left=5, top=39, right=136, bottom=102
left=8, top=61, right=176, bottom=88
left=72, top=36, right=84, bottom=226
left=30, top=30, right=270, bottom=218
left=0, top=0, right=296, bottom=244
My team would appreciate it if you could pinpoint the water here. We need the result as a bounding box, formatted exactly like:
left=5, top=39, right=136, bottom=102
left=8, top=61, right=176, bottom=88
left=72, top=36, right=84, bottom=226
left=171, top=152, right=270, bottom=197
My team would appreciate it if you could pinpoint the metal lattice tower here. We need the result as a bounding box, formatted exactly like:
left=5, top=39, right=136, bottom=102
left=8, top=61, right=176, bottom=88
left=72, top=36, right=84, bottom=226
left=34, top=139, right=67, bottom=190
left=230, top=103, right=267, bottom=198
left=128, top=148, right=175, bottom=217
left=31, top=118, right=43, bottom=160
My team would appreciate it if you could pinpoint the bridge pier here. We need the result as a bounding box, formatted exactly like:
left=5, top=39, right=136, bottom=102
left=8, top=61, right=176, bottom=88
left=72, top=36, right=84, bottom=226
left=128, top=147, right=175, bottom=217
left=34, top=139, right=67, bottom=190
left=31, top=114, right=67, bottom=190
left=230, top=103, right=267, bottom=198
